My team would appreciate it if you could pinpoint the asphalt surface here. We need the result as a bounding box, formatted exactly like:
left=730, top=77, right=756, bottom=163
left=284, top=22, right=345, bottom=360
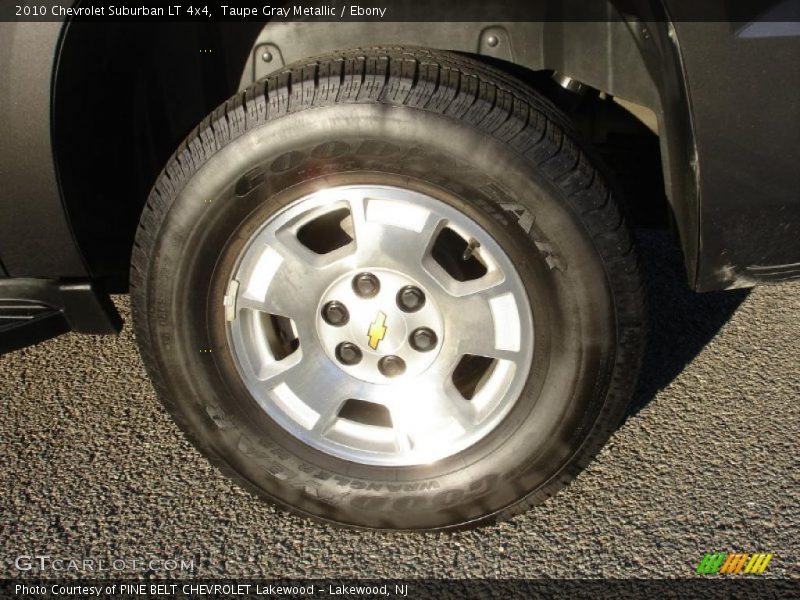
left=1, top=231, right=798, bottom=579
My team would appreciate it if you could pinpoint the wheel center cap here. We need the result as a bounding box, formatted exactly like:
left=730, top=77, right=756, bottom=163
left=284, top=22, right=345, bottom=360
left=355, top=307, right=407, bottom=355
left=316, top=268, right=444, bottom=384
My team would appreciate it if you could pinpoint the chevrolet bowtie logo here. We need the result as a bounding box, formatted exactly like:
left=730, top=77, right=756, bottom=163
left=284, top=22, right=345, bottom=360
left=367, top=311, right=388, bottom=350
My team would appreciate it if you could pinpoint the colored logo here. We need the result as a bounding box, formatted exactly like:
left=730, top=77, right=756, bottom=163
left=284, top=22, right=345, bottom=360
left=367, top=311, right=388, bottom=350
left=696, top=553, right=774, bottom=575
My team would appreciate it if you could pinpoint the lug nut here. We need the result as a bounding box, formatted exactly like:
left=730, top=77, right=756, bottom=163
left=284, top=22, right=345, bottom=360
left=335, top=342, right=362, bottom=366
left=409, top=327, right=438, bottom=352
left=321, top=300, right=349, bottom=326
left=396, top=285, right=425, bottom=312
left=378, top=355, right=406, bottom=378
left=352, top=272, right=380, bottom=298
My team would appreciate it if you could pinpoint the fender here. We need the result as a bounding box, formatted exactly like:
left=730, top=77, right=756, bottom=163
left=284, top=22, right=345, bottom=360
left=0, top=20, right=88, bottom=279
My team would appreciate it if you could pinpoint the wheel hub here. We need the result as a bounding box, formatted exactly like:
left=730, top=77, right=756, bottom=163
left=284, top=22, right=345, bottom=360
left=316, top=269, right=444, bottom=385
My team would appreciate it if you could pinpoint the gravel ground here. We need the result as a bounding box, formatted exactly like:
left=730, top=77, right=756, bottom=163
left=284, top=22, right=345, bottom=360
left=1, top=232, right=798, bottom=579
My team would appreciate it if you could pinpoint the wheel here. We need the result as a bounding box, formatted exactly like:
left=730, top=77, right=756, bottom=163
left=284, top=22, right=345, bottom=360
left=131, top=47, right=644, bottom=530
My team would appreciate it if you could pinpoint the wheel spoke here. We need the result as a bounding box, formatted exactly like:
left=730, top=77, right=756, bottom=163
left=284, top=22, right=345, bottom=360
left=410, top=212, right=447, bottom=263
left=439, top=385, right=478, bottom=432
left=311, top=398, right=346, bottom=436
left=445, top=277, right=530, bottom=356
left=443, top=282, right=503, bottom=338
left=384, top=375, right=477, bottom=453
left=234, top=234, right=344, bottom=321
left=346, top=192, right=382, bottom=260
left=347, top=190, right=445, bottom=272
left=272, top=352, right=344, bottom=416
left=246, top=351, right=348, bottom=434
left=400, top=213, right=448, bottom=285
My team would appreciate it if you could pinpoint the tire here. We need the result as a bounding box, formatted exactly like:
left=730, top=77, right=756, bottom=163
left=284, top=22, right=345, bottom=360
left=130, top=47, right=645, bottom=530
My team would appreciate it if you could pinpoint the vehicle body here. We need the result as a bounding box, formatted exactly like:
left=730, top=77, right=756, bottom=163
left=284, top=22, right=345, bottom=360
left=1, top=1, right=798, bottom=528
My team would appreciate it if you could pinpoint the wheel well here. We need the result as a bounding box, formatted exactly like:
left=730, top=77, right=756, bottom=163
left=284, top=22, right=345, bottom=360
left=55, top=10, right=677, bottom=293
left=53, top=22, right=263, bottom=291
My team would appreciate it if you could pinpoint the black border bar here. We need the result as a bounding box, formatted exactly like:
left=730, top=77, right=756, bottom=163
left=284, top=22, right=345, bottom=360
left=3, top=579, right=800, bottom=600
left=3, top=0, right=800, bottom=22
